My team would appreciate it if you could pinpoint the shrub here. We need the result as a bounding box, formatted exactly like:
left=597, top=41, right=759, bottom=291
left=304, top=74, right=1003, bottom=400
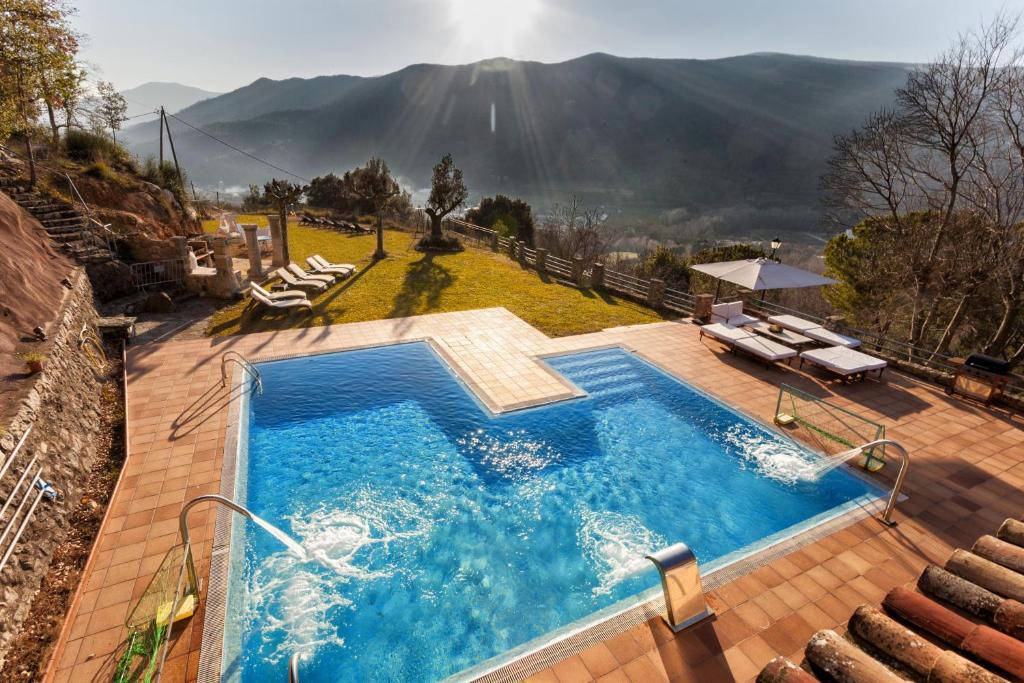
left=64, top=129, right=131, bottom=167
left=416, top=234, right=463, bottom=252
left=141, top=157, right=189, bottom=207
left=84, top=161, right=115, bottom=181
left=466, top=195, right=534, bottom=245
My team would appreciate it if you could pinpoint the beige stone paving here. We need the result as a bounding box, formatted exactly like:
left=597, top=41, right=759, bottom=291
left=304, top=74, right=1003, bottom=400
left=43, top=308, right=1024, bottom=683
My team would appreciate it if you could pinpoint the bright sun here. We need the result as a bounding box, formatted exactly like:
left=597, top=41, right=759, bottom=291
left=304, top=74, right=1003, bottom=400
left=449, top=0, right=542, bottom=53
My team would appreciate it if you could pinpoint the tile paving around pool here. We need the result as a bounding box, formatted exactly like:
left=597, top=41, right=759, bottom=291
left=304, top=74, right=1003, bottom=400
left=44, top=307, right=1024, bottom=682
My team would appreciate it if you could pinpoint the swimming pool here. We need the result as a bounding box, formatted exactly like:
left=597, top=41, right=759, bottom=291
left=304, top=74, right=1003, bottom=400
left=221, top=343, right=881, bottom=682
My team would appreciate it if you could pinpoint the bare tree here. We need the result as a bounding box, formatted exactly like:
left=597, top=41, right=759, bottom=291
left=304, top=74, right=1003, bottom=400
left=536, top=196, right=606, bottom=263
left=92, top=80, right=126, bottom=142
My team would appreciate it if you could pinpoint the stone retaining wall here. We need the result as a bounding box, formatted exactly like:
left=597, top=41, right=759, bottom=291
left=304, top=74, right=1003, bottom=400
left=0, top=270, right=106, bottom=666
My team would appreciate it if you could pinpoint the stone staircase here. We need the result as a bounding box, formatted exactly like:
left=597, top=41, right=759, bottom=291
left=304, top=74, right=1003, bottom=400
left=0, top=167, right=115, bottom=265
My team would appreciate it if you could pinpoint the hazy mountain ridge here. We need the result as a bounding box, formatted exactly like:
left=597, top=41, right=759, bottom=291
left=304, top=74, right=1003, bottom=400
left=121, top=53, right=911, bottom=235
left=119, top=82, right=222, bottom=119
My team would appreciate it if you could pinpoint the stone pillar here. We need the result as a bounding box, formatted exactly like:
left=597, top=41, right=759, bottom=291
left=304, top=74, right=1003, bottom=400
left=647, top=278, right=666, bottom=308
left=825, top=315, right=847, bottom=332
left=572, top=257, right=584, bottom=284
left=517, top=240, right=526, bottom=263
left=170, top=236, right=191, bottom=273
left=591, top=262, right=605, bottom=289
left=508, top=239, right=517, bottom=258
left=242, top=224, right=263, bottom=279
left=268, top=214, right=287, bottom=267
left=490, top=232, right=499, bottom=251
left=694, top=293, right=714, bottom=322
left=212, top=239, right=241, bottom=297
left=536, top=248, right=548, bottom=273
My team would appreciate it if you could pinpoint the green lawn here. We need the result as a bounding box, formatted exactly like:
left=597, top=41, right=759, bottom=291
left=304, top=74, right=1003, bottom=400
left=207, top=227, right=666, bottom=337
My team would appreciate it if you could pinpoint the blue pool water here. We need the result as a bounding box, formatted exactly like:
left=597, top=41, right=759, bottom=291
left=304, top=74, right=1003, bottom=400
left=224, top=344, right=879, bottom=682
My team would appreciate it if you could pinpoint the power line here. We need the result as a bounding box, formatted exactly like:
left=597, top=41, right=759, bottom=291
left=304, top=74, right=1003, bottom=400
left=165, top=113, right=310, bottom=182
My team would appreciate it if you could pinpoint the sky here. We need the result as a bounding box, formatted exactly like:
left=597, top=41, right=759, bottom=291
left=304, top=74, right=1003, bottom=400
left=74, top=0, right=1021, bottom=93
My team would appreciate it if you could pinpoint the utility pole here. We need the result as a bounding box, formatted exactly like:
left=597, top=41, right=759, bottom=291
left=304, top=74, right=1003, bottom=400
left=162, top=109, right=184, bottom=188
left=159, top=106, right=165, bottom=166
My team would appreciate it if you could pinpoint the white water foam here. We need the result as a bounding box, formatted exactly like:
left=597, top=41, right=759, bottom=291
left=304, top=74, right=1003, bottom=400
left=577, top=508, right=665, bottom=596
left=723, top=425, right=821, bottom=484
left=246, top=492, right=429, bottom=664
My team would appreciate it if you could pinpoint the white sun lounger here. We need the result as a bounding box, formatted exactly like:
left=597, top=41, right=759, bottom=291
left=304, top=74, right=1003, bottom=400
left=799, top=346, right=886, bottom=382
left=768, top=314, right=861, bottom=348
left=306, top=255, right=355, bottom=277
left=250, top=285, right=312, bottom=312
left=767, top=314, right=820, bottom=333
left=710, top=301, right=759, bottom=327
left=700, top=323, right=796, bottom=367
left=275, top=267, right=328, bottom=293
left=250, top=282, right=308, bottom=302
left=803, top=327, right=861, bottom=348
left=287, top=262, right=335, bottom=284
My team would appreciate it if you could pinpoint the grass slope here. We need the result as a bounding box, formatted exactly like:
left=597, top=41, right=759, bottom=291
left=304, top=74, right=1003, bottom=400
left=207, top=227, right=664, bottom=337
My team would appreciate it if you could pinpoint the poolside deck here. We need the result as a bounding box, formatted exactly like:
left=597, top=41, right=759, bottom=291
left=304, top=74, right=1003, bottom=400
left=45, top=308, right=1024, bottom=682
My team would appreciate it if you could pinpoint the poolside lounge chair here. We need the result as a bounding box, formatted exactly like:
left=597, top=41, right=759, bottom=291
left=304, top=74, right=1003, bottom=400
left=250, top=282, right=308, bottom=302
left=768, top=314, right=861, bottom=348
left=250, top=284, right=312, bottom=312
left=699, top=323, right=797, bottom=367
left=710, top=301, right=759, bottom=327
left=274, top=267, right=328, bottom=293
left=799, top=346, right=886, bottom=382
left=287, top=262, right=335, bottom=284
left=307, top=254, right=356, bottom=276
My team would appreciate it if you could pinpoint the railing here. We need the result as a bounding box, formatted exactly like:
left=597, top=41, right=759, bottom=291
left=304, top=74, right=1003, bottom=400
left=131, top=259, right=186, bottom=289
left=545, top=253, right=573, bottom=279
left=0, top=426, right=49, bottom=574
left=603, top=269, right=650, bottom=300
left=662, top=286, right=696, bottom=315
left=836, top=440, right=910, bottom=526
left=220, top=351, right=263, bottom=394
left=64, top=172, right=117, bottom=255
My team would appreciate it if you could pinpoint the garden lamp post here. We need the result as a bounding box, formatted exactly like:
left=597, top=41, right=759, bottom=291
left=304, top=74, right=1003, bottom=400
left=769, top=237, right=782, bottom=261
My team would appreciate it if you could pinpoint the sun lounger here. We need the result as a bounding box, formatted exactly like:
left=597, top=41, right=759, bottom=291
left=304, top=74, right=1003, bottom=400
left=768, top=314, right=861, bottom=348
left=710, top=301, right=759, bottom=327
left=309, top=254, right=356, bottom=275
left=799, top=346, right=886, bottom=382
left=250, top=282, right=308, bottom=302
left=699, top=323, right=796, bottom=367
left=287, top=262, right=335, bottom=284
left=250, top=284, right=312, bottom=312
left=274, top=267, right=328, bottom=293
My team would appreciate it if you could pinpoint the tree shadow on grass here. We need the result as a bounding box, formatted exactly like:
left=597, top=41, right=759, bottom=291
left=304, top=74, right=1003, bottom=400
left=387, top=253, right=454, bottom=324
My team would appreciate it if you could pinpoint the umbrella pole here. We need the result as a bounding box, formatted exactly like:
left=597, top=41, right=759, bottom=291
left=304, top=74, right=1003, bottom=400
left=760, top=289, right=768, bottom=303
left=714, top=280, right=721, bottom=303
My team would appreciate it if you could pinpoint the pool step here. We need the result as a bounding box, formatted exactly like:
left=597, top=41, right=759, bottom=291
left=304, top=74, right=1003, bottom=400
left=586, top=381, right=646, bottom=399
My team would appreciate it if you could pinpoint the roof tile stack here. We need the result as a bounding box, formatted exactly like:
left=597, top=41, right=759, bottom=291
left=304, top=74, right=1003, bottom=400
left=756, top=517, right=1024, bottom=682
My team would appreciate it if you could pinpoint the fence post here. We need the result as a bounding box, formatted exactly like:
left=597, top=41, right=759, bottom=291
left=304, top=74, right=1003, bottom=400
left=490, top=232, right=499, bottom=251
left=591, top=262, right=605, bottom=289
left=517, top=240, right=526, bottom=263
left=536, top=248, right=547, bottom=273
left=647, top=278, right=666, bottom=308
left=508, top=239, right=517, bottom=258
left=170, top=236, right=191, bottom=273
left=694, top=293, right=714, bottom=322
left=572, top=257, right=584, bottom=284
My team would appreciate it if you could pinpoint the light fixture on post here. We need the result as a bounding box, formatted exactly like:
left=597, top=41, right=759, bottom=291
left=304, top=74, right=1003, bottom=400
left=769, top=237, right=782, bottom=261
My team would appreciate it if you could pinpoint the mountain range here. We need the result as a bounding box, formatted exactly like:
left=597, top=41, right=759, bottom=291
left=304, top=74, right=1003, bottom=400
left=119, top=82, right=222, bottom=120
left=120, top=53, right=912, bottom=237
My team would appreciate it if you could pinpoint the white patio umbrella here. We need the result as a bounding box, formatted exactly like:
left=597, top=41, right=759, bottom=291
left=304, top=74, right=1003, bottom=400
left=690, top=258, right=836, bottom=300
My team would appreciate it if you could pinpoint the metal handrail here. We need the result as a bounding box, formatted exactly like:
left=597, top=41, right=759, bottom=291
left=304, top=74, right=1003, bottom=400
left=835, top=439, right=910, bottom=526
left=289, top=653, right=301, bottom=683
left=220, top=351, right=263, bottom=394
left=0, top=426, right=32, bottom=482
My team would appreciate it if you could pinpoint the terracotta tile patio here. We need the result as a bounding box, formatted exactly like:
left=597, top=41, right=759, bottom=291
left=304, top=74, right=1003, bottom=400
left=43, top=308, right=1024, bottom=682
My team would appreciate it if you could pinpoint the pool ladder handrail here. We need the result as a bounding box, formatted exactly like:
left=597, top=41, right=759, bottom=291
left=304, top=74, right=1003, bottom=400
left=220, top=351, right=263, bottom=394
left=837, top=438, right=910, bottom=526
left=289, top=653, right=301, bottom=683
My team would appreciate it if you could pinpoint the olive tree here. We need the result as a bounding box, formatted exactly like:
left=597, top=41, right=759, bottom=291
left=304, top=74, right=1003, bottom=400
left=263, top=179, right=306, bottom=266
left=423, top=153, right=468, bottom=244
left=342, top=157, right=400, bottom=259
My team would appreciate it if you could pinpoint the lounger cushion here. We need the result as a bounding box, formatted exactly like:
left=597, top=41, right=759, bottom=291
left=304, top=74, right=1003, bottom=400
left=768, top=314, right=820, bottom=333
left=732, top=336, right=798, bottom=361
left=800, top=347, right=886, bottom=375
left=726, top=313, right=760, bottom=327
left=803, top=327, right=861, bottom=348
left=700, top=323, right=756, bottom=343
